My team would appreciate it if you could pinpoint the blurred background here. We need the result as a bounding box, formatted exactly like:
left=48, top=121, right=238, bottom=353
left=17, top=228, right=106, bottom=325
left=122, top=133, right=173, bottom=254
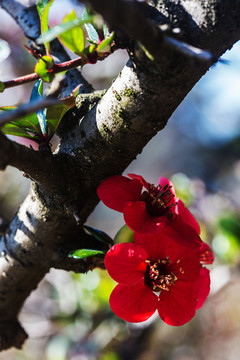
left=0, top=0, right=240, bottom=359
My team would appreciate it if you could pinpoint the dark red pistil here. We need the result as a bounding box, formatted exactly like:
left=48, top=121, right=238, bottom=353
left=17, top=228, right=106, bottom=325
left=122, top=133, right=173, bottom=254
left=145, top=258, right=177, bottom=292
left=141, top=184, right=176, bottom=218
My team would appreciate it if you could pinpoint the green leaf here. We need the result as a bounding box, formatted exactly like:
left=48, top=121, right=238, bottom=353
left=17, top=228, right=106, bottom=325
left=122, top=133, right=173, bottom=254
left=88, top=44, right=97, bottom=54
left=36, top=0, right=49, bottom=18
left=0, top=81, right=5, bottom=93
left=34, top=55, right=54, bottom=83
left=68, top=249, right=106, bottom=259
left=84, top=225, right=113, bottom=244
left=37, top=15, right=93, bottom=45
left=60, top=84, right=81, bottom=108
left=84, top=23, right=99, bottom=43
left=0, top=106, right=41, bottom=133
left=30, top=80, right=48, bottom=135
left=40, top=0, right=54, bottom=30
left=0, top=39, right=10, bottom=63
left=39, top=0, right=55, bottom=53
left=0, top=106, right=41, bottom=141
left=114, top=225, right=134, bottom=244
left=96, top=32, right=114, bottom=53
left=82, top=8, right=99, bottom=43
left=58, top=10, right=85, bottom=55
left=31, top=78, right=43, bottom=99
left=103, top=24, right=109, bottom=39
left=1, top=123, right=40, bottom=140
left=46, top=103, right=69, bottom=136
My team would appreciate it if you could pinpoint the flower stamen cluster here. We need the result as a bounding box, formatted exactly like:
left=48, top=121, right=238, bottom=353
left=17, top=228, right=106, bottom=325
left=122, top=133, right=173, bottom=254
left=142, top=183, right=177, bottom=218
left=145, top=258, right=178, bottom=292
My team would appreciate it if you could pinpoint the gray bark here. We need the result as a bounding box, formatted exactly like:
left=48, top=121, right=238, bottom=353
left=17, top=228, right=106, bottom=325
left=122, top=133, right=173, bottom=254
left=0, top=0, right=240, bottom=351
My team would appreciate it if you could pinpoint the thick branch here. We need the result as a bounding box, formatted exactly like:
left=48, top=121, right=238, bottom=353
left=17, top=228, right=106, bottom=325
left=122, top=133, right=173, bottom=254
left=0, top=185, right=107, bottom=350
left=0, top=0, right=40, bottom=41
left=84, top=0, right=215, bottom=62
left=0, top=132, right=65, bottom=191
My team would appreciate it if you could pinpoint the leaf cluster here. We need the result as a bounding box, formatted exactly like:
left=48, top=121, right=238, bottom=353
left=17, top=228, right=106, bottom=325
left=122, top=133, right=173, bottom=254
left=0, top=80, right=68, bottom=145
left=35, top=3, right=115, bottom=79
left=0, top=1, right=115, bottom=146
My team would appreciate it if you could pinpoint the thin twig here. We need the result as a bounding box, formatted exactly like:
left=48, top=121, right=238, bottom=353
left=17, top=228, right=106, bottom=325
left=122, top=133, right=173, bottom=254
left=3, top=73, right=39, bottom=90
left=2, top=57, right=85, bottom=90
left=0, top=98, right=60, bottom=127
left=2, top=46, right=114, bottom=91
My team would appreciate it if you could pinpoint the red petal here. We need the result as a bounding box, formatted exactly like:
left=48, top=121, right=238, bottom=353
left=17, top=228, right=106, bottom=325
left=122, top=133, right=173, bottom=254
left=176, top=200, right=201, bottom=234
left=158, top=177, right=175, bottom=193
left=158, top=281, right=198, bottom=326
left=127, top=173, right=151, bottom=191
left=170, top=216, right=202, bottom=249
left=133, top=216, right=201, bottom=250
left=134, top=231, right=173, bottom=260
left=104, top=243, right=148, bottom=285
left=158, top=177, right=177, bottom=206
left=199, top=243, right=214, bottom=264
left=124, top=201, right=168, bottom=233
left=169, top=245, right=200, bottom=282
left=158, top=178, right=201, bottom=235
left=196, top=268, right=210, bottom=310
left=134, top=231, right=200, bottom=282
left=97, top=175, right=142, bottom=212
left=109, top=282, right=158, bottom=322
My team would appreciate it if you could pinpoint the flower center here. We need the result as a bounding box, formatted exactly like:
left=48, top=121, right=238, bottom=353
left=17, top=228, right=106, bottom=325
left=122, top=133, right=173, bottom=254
left=141, top=184, right=176, bottom=218
left=145, top=258, right=177, bottom=292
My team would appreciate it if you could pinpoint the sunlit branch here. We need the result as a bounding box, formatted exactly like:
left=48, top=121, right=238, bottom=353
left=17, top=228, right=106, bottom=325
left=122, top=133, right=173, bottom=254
left=83, top=0, right=215, bottom=63
left=164, top=36, right=215, bottom=62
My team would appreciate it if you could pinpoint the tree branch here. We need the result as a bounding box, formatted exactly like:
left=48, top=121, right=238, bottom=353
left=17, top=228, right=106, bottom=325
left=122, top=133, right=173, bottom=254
left=0, top=186, right=108, bottom=350
left=0, top=132, right=65, bottom=191
left=0, top=0, right=41, bottom=42
left=84, top=0, right=215, bottom=62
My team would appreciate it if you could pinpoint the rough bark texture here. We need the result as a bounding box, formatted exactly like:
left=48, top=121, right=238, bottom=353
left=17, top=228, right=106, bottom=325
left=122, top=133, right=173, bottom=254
left=0, top=0, right=240, bottom=351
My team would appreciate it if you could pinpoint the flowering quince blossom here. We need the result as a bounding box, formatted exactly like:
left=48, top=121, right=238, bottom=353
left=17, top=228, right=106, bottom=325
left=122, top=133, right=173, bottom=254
left=97, top=174, right=202, bottom=248
left=104, top=232, right=214, bottom=326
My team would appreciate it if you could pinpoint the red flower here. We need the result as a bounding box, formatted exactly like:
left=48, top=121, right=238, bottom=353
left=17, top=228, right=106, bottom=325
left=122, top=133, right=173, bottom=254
left=97, top=174, right=202, bottom=248
left=105, top=232, right=213, bottom=326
